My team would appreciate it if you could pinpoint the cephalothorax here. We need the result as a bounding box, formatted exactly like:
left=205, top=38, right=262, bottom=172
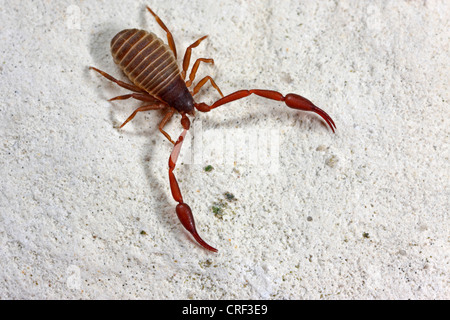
left=90, top=6, right=335, bottom=252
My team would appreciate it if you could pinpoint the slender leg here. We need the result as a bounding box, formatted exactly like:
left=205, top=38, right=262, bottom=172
left=181, top=35, right=208, bottom=79
left=119, top=104, right=167, bottom=128
left=146, top=6, right=177, bottom=59
left=159, top=108, right=176, bottom=144
left=119, top=104, right=176, bottom=145
left=89, top=67, right=144, bottom=92
left=168, top=129, right=218, bottom=252
left=195, top=89, right=336, bottom=132
left=192, top=76, right=224, bottom=97
left=185, top=58, right=214, bottom=87
left=109, top=92, right=163, bottom=103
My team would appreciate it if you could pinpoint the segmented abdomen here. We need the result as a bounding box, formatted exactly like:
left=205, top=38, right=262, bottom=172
left=110, top=28, right=180, bottom=100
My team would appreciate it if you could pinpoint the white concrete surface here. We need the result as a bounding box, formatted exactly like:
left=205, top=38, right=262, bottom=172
left=0, top=0, right=448, bottom=299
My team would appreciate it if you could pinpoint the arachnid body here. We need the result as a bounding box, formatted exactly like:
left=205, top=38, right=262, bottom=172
left=90, top=6, right=335, bottom=252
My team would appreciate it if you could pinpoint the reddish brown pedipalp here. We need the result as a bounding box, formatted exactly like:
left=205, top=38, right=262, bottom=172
left=168, top=130, right=217, bottom=252
left=196, top=90, right=335, bottom=133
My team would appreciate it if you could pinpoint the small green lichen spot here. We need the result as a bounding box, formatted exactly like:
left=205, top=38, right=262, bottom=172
left=212, top=206, right=222, bottom=215
left=204, top=165, right=213, bottom=172
left=224, top=192, right=236, bottom=201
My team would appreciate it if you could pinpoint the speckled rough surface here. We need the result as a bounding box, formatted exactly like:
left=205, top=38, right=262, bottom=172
left=0, top=0, right=448, bottom=299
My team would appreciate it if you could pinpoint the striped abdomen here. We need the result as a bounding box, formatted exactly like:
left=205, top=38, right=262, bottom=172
left=110, top=29, right=194, bottom=112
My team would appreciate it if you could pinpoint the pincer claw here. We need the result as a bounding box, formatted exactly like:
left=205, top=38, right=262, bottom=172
left=285, top=93, right=336, bottom=132
left=176, top=203, right=218, bottom=252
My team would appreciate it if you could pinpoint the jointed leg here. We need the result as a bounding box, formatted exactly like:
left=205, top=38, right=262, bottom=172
left=195, top=89, right=336, bottom=132
left=159, top=108, right=176, bottom=144
left=119, top=104, right=176, bottom=145
left=181, top=35, right=208, bottom=79
left=146, top=6, right=177, bottom=59
left=109, top=92, right=163, bottom=103
left=89, top=67, right=144, bottom=92
left=119, top=104, right=167, bottom=128
left=185, top=58, right=214, bottom=87
left=192, top=76, right=224, bottom=97
left=180, top=36, right=224, bottom=98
